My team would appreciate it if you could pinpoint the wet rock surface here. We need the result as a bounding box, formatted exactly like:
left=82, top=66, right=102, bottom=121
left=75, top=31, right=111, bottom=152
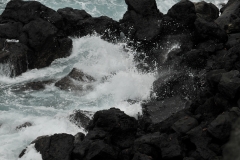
left=55, top=68, right=95, bottom=92
left=69, top=110, right=93, bottom=129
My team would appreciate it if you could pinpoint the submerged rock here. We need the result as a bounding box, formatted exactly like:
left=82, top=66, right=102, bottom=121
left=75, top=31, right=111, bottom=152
left=16, top=122, right=32, bottom=130
left=13, top=80, right=54, bottom=91
left=55, top=68, right=95, bottom=92
left=69, top=110, right=93, bottom=129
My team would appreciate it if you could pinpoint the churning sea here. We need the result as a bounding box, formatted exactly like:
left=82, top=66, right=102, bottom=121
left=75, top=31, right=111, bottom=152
left=0, top=0, right=228, bottom=159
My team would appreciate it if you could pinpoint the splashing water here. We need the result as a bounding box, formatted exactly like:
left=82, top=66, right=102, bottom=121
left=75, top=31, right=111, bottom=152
left=0, top=0, right=229, bottom=159
left=0, top=36, right=156, bottom=160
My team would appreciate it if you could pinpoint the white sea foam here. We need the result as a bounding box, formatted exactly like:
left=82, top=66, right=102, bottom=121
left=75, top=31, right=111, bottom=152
left=18, top=144, right=42, bottom=160
left=0, top=36, right=156, bottom=160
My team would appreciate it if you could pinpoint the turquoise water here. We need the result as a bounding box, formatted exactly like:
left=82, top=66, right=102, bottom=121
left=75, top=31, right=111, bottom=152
left=0, top=0, right=228, bottom=20
left=0, top=0, right=228, bottom=159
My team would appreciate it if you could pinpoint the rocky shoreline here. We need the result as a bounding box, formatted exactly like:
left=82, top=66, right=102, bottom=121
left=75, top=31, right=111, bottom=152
left=1, top=0, right=240, bottom=159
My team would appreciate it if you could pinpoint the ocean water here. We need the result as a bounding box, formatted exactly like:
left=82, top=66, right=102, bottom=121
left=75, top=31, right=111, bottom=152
left=0, top=0, right=228, bottom=160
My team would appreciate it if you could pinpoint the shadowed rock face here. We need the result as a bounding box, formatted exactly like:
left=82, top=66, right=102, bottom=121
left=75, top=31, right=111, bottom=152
left=194, top=1, right=219, bottom=22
